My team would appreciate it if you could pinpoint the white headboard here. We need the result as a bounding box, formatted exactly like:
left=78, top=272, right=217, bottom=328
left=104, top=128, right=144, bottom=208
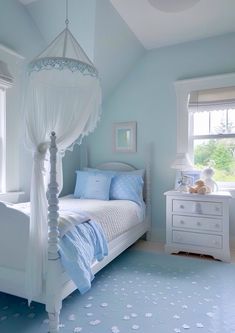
left=97, top=162, right=136, bottom=172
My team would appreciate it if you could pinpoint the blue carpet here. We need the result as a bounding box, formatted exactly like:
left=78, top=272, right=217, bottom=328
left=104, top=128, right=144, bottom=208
left=0, top=249, right=235, bottom=333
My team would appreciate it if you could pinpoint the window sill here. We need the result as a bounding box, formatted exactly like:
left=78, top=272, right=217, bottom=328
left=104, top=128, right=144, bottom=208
left=223, top=189, right=235, bottom=199
left=0, top=191, right=25, bottom=203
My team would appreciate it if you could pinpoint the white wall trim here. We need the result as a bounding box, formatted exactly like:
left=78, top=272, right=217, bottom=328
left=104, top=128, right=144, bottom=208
left=174, top=72, right=235, bottom=154
left=0, top=191, right=25, bottom=203
left=230, top=236, right=235, bottom=250
left=0, top=44, right=24, bottom=60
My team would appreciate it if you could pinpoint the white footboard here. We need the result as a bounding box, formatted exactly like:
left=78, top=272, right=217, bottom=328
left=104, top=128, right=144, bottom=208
left=0, top=202, right=29, bottom=270
left=0, top=201, right=29, bottom=297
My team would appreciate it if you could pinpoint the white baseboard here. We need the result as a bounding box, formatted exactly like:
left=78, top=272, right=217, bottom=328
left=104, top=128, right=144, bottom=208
left=230, top=236, right=235, bottom=250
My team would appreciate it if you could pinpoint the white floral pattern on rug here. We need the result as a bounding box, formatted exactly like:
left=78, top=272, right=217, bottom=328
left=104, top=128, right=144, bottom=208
left=0, top=251, right=235, bottom=333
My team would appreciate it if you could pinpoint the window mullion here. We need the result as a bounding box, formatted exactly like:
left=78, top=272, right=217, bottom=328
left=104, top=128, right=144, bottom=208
left=226, top=108, right=228, bottom=133
left=209, top=111, right=211, bottom=134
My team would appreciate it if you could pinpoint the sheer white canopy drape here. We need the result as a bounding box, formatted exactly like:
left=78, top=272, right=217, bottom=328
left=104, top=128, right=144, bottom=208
left=24, top=27, right=102, bottom=303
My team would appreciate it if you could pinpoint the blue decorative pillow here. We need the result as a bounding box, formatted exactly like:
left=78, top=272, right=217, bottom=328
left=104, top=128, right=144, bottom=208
left=82, top=173, right=112, bottom=200
left=74, top=170, right=112, bottom=200
left=110, top=174, right=144, bottom=205
left=74, top=170, right=89, bottom=198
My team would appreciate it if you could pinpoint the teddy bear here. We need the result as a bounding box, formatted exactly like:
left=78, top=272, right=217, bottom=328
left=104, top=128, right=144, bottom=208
left=201, top=166, right=218, bottom=193
left=189, top=179, right=211, bottom=194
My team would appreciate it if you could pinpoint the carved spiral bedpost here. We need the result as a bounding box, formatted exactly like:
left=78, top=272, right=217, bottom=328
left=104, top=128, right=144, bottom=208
left=48, top=132, right=60, bottom=260
left=46, top=132, right=62, bottom=333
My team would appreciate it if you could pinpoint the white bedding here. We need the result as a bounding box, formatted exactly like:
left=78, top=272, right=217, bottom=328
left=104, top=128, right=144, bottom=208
left=1, top=196, right=145, bottom=271
left=60, top=195, right=145, bottom=241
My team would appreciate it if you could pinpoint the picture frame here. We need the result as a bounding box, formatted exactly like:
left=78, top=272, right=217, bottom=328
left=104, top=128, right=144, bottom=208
left=175, top=170, right=201, bottom=190
left=113, top=121, right=137, bottom=153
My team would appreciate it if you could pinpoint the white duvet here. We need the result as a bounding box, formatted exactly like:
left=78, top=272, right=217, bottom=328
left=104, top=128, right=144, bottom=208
left=0, top=196, right=144, bottom=271
left=15, top=195, right=145, bottom=242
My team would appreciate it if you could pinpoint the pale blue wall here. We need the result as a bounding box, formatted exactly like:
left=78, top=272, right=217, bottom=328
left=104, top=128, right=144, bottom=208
left=0, top=0, right=44, bottom=57
left=87, top=32, right=235, bottom=242
left=94, top=0, right=145, bottom=99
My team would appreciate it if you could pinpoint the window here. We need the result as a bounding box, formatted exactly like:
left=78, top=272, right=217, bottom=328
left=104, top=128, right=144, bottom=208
left=175, top=73, right=235, bottom=191
left=0, top=59, right=13, bottom=193
left=188, top=87, right=235, bottom=187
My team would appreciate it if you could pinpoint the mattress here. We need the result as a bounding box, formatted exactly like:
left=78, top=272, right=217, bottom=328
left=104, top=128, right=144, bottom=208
left=0, top=196, right=145, bottom=271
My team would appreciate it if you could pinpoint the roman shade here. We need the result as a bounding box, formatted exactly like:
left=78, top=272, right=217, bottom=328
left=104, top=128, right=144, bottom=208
left=188, top=87, right=235, bottom=112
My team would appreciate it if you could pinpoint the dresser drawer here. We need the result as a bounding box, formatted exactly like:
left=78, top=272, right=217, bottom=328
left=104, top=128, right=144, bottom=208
left=172, top=230, right=222, bottom=249
left=172, top=215, right=223, bottom=232
left=172, top=199, right=222, bottom=216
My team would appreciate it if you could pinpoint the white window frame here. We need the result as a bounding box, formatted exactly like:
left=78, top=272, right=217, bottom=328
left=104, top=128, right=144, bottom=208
left=0, top=71, right=14, bottom=193
left=0, top=87, right=6, bottom=193
left=0, top=45, right=25, bottom=200
left=174, top=72, right=235, bottom=190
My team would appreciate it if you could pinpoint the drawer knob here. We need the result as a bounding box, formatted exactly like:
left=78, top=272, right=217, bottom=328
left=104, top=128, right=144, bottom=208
left=195, top=202, right=202, bottom=214
left=180, top=220, right=185, bottom=224
left=197, top=222, right=201, bottom=226
left=215, top=223, right=220, bottom=228
left=180, top=205, right=184, bottom=209
left=215, top=207, right=220, bottom=212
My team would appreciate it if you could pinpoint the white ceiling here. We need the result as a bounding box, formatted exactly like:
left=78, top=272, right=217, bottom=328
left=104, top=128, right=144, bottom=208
left=19, top=0, right=235, bottom=50
left=111, top=0, right=235, bottom=49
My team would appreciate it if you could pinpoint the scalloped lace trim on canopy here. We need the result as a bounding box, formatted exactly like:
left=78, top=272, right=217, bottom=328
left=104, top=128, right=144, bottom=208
left=28, top=57, right=99, bottom=77
left=66, top=106, right=102, bottom=153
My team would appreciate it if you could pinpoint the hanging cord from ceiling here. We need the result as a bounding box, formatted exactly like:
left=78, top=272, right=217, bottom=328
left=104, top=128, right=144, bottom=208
left=63, top=0, right=69, bottom=57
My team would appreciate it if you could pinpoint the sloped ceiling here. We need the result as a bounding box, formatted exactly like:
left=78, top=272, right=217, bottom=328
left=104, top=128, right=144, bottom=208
left=21, top=0, right=235, bottom=51
left=111, top=0, right=235, bottom=49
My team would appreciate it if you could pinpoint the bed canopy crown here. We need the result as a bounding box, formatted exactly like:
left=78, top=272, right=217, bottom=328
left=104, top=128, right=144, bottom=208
left=24, top=0, right=102, bottom=304
left=28, top=19, right=98, bottom=77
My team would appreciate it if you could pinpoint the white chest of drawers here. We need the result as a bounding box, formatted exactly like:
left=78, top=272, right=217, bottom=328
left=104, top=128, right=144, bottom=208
left=164, top=190, right=231, bottom=262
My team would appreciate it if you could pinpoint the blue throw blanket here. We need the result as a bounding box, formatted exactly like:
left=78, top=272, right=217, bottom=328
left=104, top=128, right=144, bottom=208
left=59, top=220, right=108, bottom=294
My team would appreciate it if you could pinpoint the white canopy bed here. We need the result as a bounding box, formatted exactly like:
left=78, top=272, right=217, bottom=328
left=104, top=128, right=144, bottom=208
left=0, top=151, right=151, bottom=332
left=0, top=4, right=151, bottom=332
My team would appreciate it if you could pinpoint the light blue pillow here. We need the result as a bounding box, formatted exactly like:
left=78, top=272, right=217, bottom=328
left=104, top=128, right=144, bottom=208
left=82, top=173, right=112, bottom=200
left=110, top=174, right=144, bottom=205
left=74, top=170, right=89, bottom=198
left=74, top=170, right=112, bottom=200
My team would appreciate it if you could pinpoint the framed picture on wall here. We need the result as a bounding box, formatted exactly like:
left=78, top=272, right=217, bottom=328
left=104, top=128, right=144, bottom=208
left=113, top=121, right=137, bottom=153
